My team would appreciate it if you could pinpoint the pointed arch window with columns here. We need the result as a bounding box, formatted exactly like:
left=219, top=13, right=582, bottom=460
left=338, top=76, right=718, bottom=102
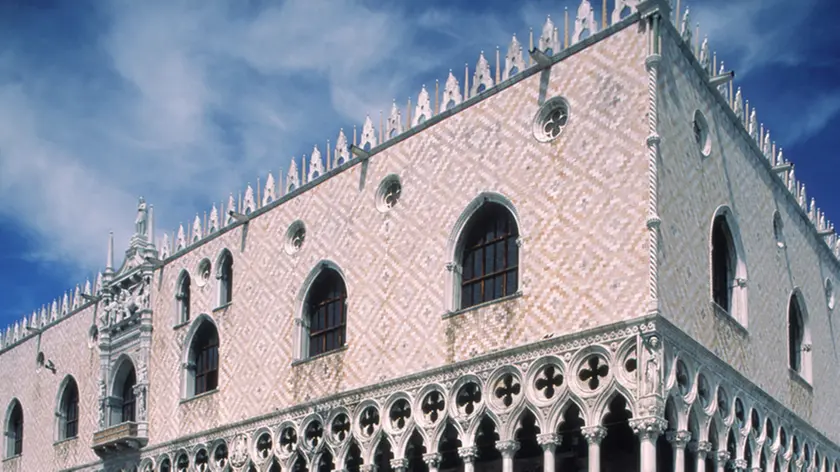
left=709, top=206, right=748, bottom=326
left=183, top=315, right=220, bottom=398
left=788, top=289, right=811, bottom=382
left=295, top=262, right=348, bottom=360
left=4, top=399, right=23, bottom=458
left=446, top=193, right=521, bottom=312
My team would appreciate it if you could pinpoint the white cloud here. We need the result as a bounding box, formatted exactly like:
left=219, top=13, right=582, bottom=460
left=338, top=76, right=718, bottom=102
left=784, top=92, right=840, bottom=145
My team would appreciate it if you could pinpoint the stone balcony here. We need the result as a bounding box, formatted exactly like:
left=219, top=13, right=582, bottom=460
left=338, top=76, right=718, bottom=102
left=92, top=421, right=148, bottom=457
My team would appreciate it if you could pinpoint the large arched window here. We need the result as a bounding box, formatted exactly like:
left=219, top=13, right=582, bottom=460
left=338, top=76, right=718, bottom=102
left=458, top=201, right=519, bottom=310
left=5, top=400, right=23, bottom=457
left=111, top=360, right=137, bottom=425
left=217, top=250, right=233, bottom=306
left=176, top=271, right=191, bottom=324
left=58, top=377, right=79, bottom=440
left=710, top=208, right=748, bottom=324
left=304, top=268, right=347, bottom=358
left=186, top=319, right=219, bottom=397
left=788, top=291, right=811, bottom=380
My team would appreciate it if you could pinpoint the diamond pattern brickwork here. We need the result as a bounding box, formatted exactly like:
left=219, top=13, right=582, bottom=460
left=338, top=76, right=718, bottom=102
left=656, top=30, right=840, bottom=443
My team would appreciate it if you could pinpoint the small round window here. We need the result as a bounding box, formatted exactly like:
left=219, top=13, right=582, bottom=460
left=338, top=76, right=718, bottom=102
left=693, top=110, right=711, bottom=156
left=375, top=175, right=402, bottom=212
left=197, top=258, right=211, bottom=287
left=285, top=220, right=306, bottom=255
left=533, top=97, right=570, bottom=143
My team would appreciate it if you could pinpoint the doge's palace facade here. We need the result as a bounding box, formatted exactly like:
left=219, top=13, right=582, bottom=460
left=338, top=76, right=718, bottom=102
left=2, top=1, right=840, bottom=471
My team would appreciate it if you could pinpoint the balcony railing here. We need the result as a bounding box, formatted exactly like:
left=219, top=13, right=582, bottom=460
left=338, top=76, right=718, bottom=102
left=92, top=421, right=147, bottom=456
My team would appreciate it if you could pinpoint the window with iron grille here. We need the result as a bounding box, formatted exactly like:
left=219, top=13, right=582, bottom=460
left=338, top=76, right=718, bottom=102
left=307, top=269, right=347, bottom=358
left=193, top=323, right=219, bottom=395
left=61, top=379, right=79, bottom=439
left=120, top=369, right=136, bottom=423
left=460, top=203, right=519, bottom=309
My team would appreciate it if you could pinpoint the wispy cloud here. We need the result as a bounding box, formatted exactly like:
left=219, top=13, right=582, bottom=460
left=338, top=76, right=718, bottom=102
left=784, top=92, right=840, bottom=145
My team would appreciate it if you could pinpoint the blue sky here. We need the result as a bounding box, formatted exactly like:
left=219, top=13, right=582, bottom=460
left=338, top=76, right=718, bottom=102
left=0, top=0, right=838, bottom=328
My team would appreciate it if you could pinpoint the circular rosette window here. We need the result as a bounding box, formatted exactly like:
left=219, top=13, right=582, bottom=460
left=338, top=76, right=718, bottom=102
left=487, top=369, right=524, bottom=412
left=375, top=174, right=402, bottom=213
left=575, top=353, right=611, bottom=394
left=451, top=378, right=483, bottom=420
left=526, top=357, right=565, bottom=407
left=284, top=220, right=306, bottom=255
left=533, top=96, right=570, bottom=143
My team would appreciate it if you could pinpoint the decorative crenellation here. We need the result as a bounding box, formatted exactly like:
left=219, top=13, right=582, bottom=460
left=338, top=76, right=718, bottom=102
left=1, top=0, right=651, bottom=356
left=671, top=2, right=840, bottom=262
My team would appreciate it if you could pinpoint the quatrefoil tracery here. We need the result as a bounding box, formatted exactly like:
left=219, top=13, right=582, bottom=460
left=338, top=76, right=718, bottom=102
left=279, top=426, right=298, bottom=453
left=256, top=432, right=273, bottom=459
left=331, top=413, right=351, bottom=443
left=578, top=356, right=609, bottom=391
left=389, top=398, right=411, bottom=431
left=534, top=364, right=564, bottom=400
left=305, top=421, right=324, bottom=449
left=456, top=382, right=482, bottom=417
left=493, top=373, right=522, bottom=408
left=359, top=406, right=381, bottom=437
left=421, top=391, right=446, bottom=424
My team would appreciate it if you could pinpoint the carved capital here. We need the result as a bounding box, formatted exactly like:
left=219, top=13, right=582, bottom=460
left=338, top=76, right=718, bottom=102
left=750, top=468, right=763, bottom=472
left=495, top=440, right=520, bottom=457
left=666, top=430, right=692, bottom=449
left=581, top=426, right=607, bottom=445
left=390, top=458, right=409, bottom=470
left=422, top=452, right=441, bottom=468
left=360, top=466, right=376, bottom=472
left=734, top=459, right=748, bottom=469
left=645, top=54, right=662, bottom=69
left=646, top=134, right=661, bottom=146
left=458, top=446, right=478, bottom=463
left=714, top=451, right=730, bottom=463
left=536, top=433, right=561, bottom=451
left=691, top=441, right=712, bottom=456
left=629, top=417, right=667, bottom=440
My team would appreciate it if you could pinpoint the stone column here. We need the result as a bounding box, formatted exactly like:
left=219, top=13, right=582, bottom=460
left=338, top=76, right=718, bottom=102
left=630, top=417, right=667, bottom=472
left=458, top=446, right=478, bottom=472
left=714, top=451, right=730, bottom=472
left=390, top=458, right=409, bottom=472
left=423, top=452, right=442, bottom=472
left=581, top=426, right=607, bottom=472
left=666, top=430, right=692, bottom=472
left=692, top=441, right=712, bottom=472
left=496, top=440, right=520, bottom=472
left=537, top=433, right=561, bottom=472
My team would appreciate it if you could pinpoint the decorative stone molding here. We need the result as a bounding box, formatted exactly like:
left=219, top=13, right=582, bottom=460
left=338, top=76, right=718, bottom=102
left=536, top=433, right=561, bottom=450
left=495, top=440, right=520, bottom=457
left=458, top=446, right=478, bottom=463
left=581, top=426, right=607, bottom=445
left=629, top=417, right=667, bottom=440
left=666, top=430, right=692, bottom=449
left=422, top=452, right=442, bottom=468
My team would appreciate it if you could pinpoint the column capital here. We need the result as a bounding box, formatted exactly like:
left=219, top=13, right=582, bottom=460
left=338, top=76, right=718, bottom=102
left=629, top=416, right=668, bottom=440
left=390, top=458, right=409, bottom=470
left=422, top=452, right=442, bottom=468
left=495, top=439, right=520, bottom=457
left=750, top=468, right=763, bottom=472
left=360, top=465, right=376, bottom=472
left=458, top=446, right=478, bottom=463
left=581, top=426, right=608, bottom=445
left=714, top=451, right=730, bottom=463
left=666, top=430, right=692, bottom=449
left=690, top=440, right=712, bottom=456
left=734, top=459, right=748, bottom=469
left=536, top=433, right=561, bottom=451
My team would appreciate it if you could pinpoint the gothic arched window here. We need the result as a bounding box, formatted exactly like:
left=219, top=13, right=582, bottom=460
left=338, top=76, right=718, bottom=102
left=58, top=377, right=79, bottom=440
left=121, top=369, right=136, bottom=423
left=458, top=202, right=519, bottom=309
left=217, top=250, right=233, bottom=306
left=788, top=292, right=811, bottom=379
left=111, top=361, right=137, bottom=425
left=5, top=400, right=23, bottom=457
left=176, top=271, right=191, bottom=324
left=189, top=321, right=219, bottom=396
left=305, top=268, right=347, bottom=358
left=711, top=214, right=735, bottom=312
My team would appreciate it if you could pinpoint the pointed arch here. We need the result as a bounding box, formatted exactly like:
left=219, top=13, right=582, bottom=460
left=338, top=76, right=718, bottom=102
left=4, top=398, right=23, bottom=457
left=175, top=269, right=191, bottom=324
left=295, top=261, right=348, bottom=360
left=55, top=375, right=80, bottom=441
left=182, top=314, right=220, bottom=398
left=110, top=354, right=137, bottom=425
left=215, top=248, right=234, bottom=307
left=445, top=192, right=521, bottom=311
left=787, top=288, right=812, bottom=382
left=709, top=205, right=748, bottom=326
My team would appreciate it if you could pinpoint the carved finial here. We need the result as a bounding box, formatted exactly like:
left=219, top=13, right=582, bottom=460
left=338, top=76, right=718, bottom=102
left=717, top=62, right=729, bottom=101
left=470, top=51, right=494, bottom=96
left=134, top=196, right=149, bottom=240
left=263, top=173, right=276, bottom=206
left=335, top=128, right=350, bottom=167
left=733, top=87, right=743, bottom=120
left=191, top=215, right=202, bottom=242
left=209, top=205, right=219, bottom=233
left=176, top=224, right=186, bottom=251
left=612, top=0, right=641, bottom=24
left=160, top=233, right=170, bottom=259
left=572, top=0, right=598, bottom=44
left=777, top=147, right=785, bottom=165
left=681, top=7, right=692, bottom=43
left=84, top=279, right=92, bottom=296
left=441, top=70, right=463, bottom=111
left=62, top=292, right=69, bottom=315
left=799, top=184, right=807, bottom=210
left=387, top=101, right=403, bottom=139
left=360, top=115, right=377, bottom=151
left=413, top=85, right=432, bottom=126
left=699, top=37, right=710, bottom=73
left=504, top=34, right=526, bottom=80
left=308, top=146, right=325, bottom=182
left=73, top=284, right=81, bottom=308
left=539, top=16, right=560, bottom=54
left=762, top=132, right=772, bottom=160
left=95, top=272, right=103, bottom=296
left=748, top=109, right=758, bottom=141
left=243, top=184, right=256, bottom=214
left=286, top=159, right=300, bottom=194
left=105, top=231, right=114, bottom=273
